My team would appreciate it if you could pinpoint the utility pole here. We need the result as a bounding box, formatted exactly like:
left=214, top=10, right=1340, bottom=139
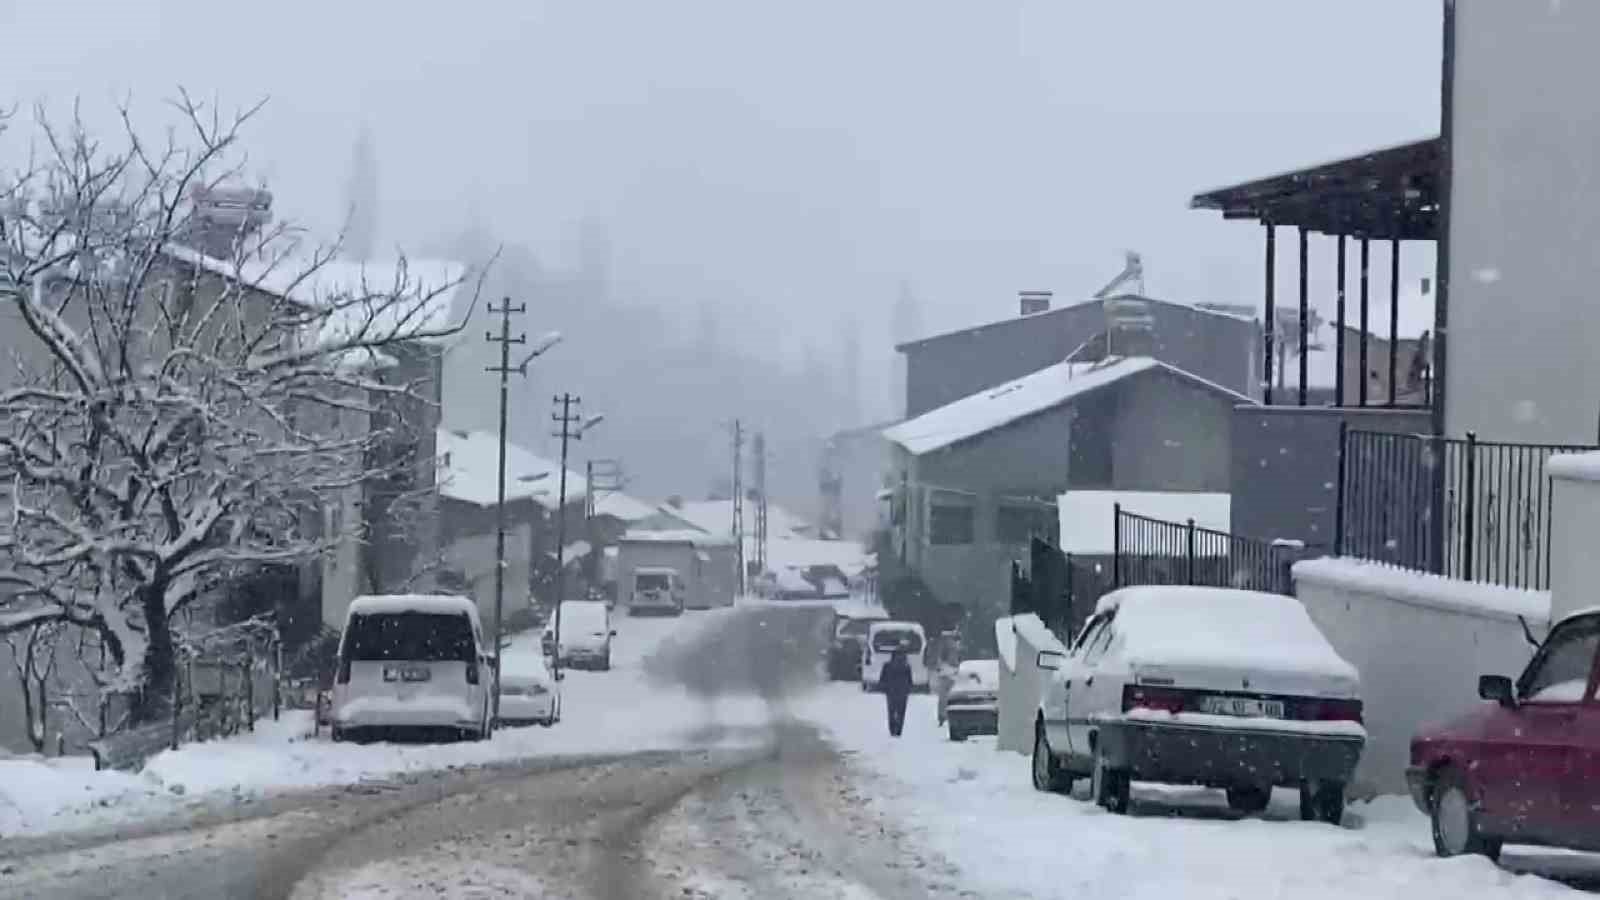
left=550, top=395, right=604, bottom=680
left=753, top=431, right=768, bottom=576
left=484, top=298, right=526, bottom=720
left=731, top=420, right=745, bottom=596
left=484, top=305, right=561, bottom=721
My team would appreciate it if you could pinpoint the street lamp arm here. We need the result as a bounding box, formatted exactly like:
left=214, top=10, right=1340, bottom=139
left=516, top=331, right=564, bottom=371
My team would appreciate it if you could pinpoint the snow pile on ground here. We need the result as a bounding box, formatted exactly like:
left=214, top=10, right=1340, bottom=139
left=795, top=683, right=1589, bottom=899
left=0, top=606, right=769, bottom=838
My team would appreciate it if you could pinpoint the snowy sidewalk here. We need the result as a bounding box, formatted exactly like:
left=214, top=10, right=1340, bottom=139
left=1, top=607, right=767, bottom=839
left=795, top=683, right=1592, bottom=900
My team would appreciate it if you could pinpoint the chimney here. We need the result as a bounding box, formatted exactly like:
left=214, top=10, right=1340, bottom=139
left=1019, top=290, right=1052, bottom=316
left=187, top=185, right=273, bottom=259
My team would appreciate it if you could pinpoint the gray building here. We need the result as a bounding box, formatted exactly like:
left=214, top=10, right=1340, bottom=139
left=896, top=293, right=1261, bottom=419
left=883, top=353, right=1250, bottom=642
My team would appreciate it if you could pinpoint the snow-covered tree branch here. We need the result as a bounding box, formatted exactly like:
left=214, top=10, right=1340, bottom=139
left=0, top=97, right=481, bottom=721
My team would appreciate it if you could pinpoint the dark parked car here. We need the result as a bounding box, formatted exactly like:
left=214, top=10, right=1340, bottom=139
left=1409, top=608, right=1600, bottom=860
left=827, top=615, right=876, bottom=681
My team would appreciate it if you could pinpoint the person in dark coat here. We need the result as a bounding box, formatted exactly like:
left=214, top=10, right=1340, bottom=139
left=881, top=647, right=914, bottom=737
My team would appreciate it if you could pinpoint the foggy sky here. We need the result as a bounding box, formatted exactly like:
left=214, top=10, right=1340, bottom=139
left=0, top=0, right=1444, bottom=503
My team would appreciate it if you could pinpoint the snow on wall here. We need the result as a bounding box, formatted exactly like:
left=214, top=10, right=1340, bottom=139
left=1550, top=464, right=1600, bottom=622
left=1292, top=558, right=1545, bottom=796
left=994, top=614, right=1068, bottom=755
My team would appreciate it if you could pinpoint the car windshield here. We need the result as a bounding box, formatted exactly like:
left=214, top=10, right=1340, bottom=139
left=342, top=612, right=475, bottom=663
left=1523, top=619, right=1600, bottom=702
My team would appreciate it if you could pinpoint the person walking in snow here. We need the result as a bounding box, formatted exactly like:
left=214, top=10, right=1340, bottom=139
left=881, top=647, right=914, bottom=737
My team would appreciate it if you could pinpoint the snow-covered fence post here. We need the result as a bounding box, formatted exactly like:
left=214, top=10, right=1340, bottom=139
left=1111, top=502, right=1123, bottom=588
left=1334, top=420, right=1348, bottom=556
left=272, top=641, right=282, bottom=722
left=1463, top=431, right=1479, bottom=579
left=1185, top=518, right=1196, bottom=585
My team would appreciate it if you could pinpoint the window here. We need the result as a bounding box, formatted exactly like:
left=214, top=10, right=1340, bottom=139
left=342, top=612, right=476, bottom=663
left=929, top=503, right=975, bottom=545
left=872, top=629, right=924, bottom=654
left=1081, top=623, right=1117, bottom=666
left=1521, top=618, right=1600, bottom=703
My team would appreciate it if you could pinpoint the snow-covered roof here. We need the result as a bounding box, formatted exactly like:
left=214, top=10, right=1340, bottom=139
left=620, top=528, right=733, bottom=547
left=1058, top=491, right=1231, bottom=556
left=435, top=428, right=584, bottom=510
left=1095, top=586, right=1359, bottom=684
left=347, top=593, right=478, bottom=619
left=759, top=537, right=872, bottom=576
left=883, top=357, right=1251, bottom=455
left=164, top=246, right=467, bottom=346
left=955, top=659, right=1000, bottom=690
left=668, top=499, right=814, bottom=540
left=589, top=491, right=670, bottom=523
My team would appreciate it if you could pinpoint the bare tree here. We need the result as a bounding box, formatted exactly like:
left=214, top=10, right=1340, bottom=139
left=4, top=621, right=60, bottom=752
left=0, top=96, right=481, bottom=722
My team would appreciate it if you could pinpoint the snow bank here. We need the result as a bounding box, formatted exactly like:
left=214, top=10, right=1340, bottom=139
left=994, top=613, right=1065, bottom=671
left=1100, top=586, right=1359, bottom=682
left=1294, top=557, right=1550, bottom=623
left=795, top=682, right=1584, bottom=900
left=0, top=608, right=768, bottom=838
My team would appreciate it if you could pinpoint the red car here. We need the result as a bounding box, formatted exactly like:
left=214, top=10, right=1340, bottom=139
left=1408, top=608, right=1600, bottom=860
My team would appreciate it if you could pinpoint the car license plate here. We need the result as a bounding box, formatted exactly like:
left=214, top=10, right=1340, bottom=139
left=383, top=665, right=431, bottom=683
left=1200, top=696, right=1284, bottom=718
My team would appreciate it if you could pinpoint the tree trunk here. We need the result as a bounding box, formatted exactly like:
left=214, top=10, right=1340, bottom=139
left=131, top=583, right=177, bottom=725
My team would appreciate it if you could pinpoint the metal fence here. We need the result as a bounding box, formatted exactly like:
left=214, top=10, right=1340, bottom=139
left=1112, top=506, right=1306, bottom=596
left=1337, top=427, right=1597, bottom=590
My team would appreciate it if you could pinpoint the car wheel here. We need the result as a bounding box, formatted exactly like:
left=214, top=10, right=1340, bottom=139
left=1226, top=786, right=1271, bottom=815
left=1430, top=769, right=1499, bottom=859
left=1031, top=725, right=1072, bottom=793
left=949, top=723, right=966, bottom=742
left=1091, top=739, right=1131, bottom=814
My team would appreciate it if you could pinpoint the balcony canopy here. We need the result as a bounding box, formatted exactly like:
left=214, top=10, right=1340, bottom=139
left=1190, top=138, right=1441, bottom=241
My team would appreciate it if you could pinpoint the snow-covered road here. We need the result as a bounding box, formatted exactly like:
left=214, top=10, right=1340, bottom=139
left=794, top=682, right=1599, bottom=900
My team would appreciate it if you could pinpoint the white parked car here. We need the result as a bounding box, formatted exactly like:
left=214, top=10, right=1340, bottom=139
left=945, top=659, right=1000, bottom=742
left=331, top=594, right=494, bottom=743
left=1031, top=586, right=1365, bottom=822
left=497, top=660, right=561, bottom=727
left=861, top=620, right=929, bottom=693
left=555, top=599, right=616, bottom=670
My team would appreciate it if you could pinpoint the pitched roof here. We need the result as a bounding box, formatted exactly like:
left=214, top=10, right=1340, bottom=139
left=882, top=356, right=1252, bottom=456
left=435, top=428, right=584, bottom=509
left=895, top=294, right=1254, bottom=353
left=590, top=491, right=673, bottom=523
left=668, top=499, right=814, bottom=540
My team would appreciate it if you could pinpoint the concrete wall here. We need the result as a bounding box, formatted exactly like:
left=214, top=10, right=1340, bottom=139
left=901, top=299, right=1260, bottom=418
left=1110, top=373, right=1234, bottom=492
left=1293, top=559, right=1547, bottom=796
left=1447, top=3, right=1600, bottom=444
left=995, top=613, right=1069, bottom=755
left=1550, top=464, right=1600, bottom=623
left=1230, top=406, right=1432, bottom=545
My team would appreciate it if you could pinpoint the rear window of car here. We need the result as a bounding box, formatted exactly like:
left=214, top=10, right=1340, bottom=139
left=872, top=629, right=923, bottom=653
left=837, top=619, right=872, bottom=638
left=343, top=612, right=475, bottom=663
left=636, top=573, right=670, bottom=591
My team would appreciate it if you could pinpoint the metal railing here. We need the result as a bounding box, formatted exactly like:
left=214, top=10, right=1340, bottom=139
left=1112, top=506, right=1307, bottom=596
left=1336, top=426, right=1597, bottom=590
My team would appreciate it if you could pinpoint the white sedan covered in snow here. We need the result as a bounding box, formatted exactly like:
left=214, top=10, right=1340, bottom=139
left=496, top=660, right=561, bottom=727
left=1031, top=586, right=1365, bottom=823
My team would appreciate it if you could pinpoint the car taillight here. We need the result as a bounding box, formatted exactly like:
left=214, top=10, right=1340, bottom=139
left=1122, top=684, right=1189, bottom=713
left=1311, top=698, right=1363, bottom=723
left=336, top=658, right=350, bottom=685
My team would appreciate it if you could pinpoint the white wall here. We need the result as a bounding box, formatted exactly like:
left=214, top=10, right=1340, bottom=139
left=1446, top=3, right=1600, bottom=443
left=1293, top=559, right=1547, bottom=796
left=994, top=614, right=1067, bottom=756
left=1549, top=460, right=1600, bottom=622
left=450, top=522, right=534, bottom=629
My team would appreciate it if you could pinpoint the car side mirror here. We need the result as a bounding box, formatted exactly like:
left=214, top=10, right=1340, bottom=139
left=1036, top=650, right=1068, bottom=671
left=1479, top=674, right=1517, bottom=707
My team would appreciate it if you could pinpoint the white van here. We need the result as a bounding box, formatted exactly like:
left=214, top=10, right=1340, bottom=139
left=331, top=594, right=493, bottom=742
left=629, top=567, right=685, bottom=616
left=556, top=599, right=616, bottom=670
left=861, top=620, right=929, bottom=693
